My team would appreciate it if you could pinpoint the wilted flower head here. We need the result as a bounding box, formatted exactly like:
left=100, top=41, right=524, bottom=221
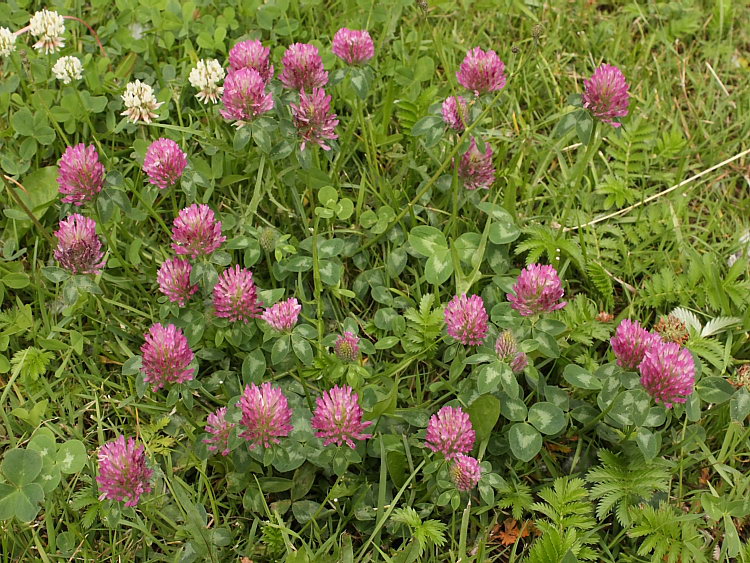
left=52, top=55, right=83, bottom=84
left=262, top=297, right=301, bottom=333
left=582, top=64, right=629, bottom=128
left=332, top=28, right=375, bottom=65
left=0, top=27, right=17, bottom=57
left=53, top=214, right=105, bottom=274
left=121, top=80, right=163, bottom=124
left=495, top=330, right=528, bottom=373
left=425, top=405, right=475, bottom=459
left=456, top=47, right=506, bottom=96
left=220, top=68, right=274, bottom=128
left=213, top=265, right=262, bottom=323
left=202, top=407, right=236, bottom=456
left=639, top=340, right=695, bottom=408
left=236, top=382, right=294, bottom=448
left=290, top=87, right=339, bottom=151
left=610, top=319, right=659, bottom=370
left=228, top=40, right=273, bottom=82
left=96, top=435, right=153, bottom=507
left=729, top=365, right=750, bottom=391
left=29, top=9, right=65, bottom=54
left=450, top=454, right=482, bottom=492
left=442, top=96, right=469, bottom=132
left=311, top=385, right=373, bottom=448
left=143, top=138, right=187, bottom=189
left=507, top=264, right=567, bottom=316
left=156, top=257, right=198, bottom=307
left=444, top=294, right=488, bottom=346
left=140, top=323, right=195, bottom=391
left=457, top=137, right=495, bottom=190
left=279, top=43, right=328, bottom=91
left=653, top=315, right=690, bottom=346
left=171, top=204, right=225, bottom=258
left=188, top=59, right=225, bottom=104
left=57, top=143, right=105, bottom=206
left=334, top=332, right=360, bottom=362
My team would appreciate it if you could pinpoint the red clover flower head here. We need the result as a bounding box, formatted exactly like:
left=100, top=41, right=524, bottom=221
left=456, top=47, right=506, bottom=96
left=140, top=323, right=195, bottom=391
left=261, top=297, right=301, bottom=333
left=441, top=95, right=469, bottom=132
left=96, top=435, right=153, bottom=507
left=279, top=43, right=328, bottom=91
left=156, top=257, right=198, bottom=307
left=228, top=39, right=274, bottom=82
left=202, top=407, right=236, bottom=456
left=334, top=332, right=360, bottom=363
left=639, top=340, right=695, bottom=408
left=457, top=137, right=495, bottom=190
left=143, top=138, right=187, bottom=189
left=171, top=204, right=226, bottom=258
left=53, top=214, right=105, bottom=274
left=212, top=265, right=262, bottom=323
left=444, top=294, right=488, bottom=346
left=290, top=87, right=339, bottom=151
left=582, top=64, right=630, bottom=128
left=425, top=405, right=475, bottom=459
left=610, top=319, right=660, bottom=370
left=311, top=385, right=373, bottom=448
left=450, top=454, right=482, bottom=492
left=507, top=264, right=567, bottom=316
left=236, top=382, right=294, bottom=448
left=57, top=143, right=105, bottom=206
left=495, top=330, right=528, bottom=373
left=220, top=68, right=274, bottom=128
left=331, top=28, right=375, bottom=65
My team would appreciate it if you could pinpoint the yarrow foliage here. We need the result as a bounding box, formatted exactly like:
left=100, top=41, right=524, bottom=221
left=639, top=340, right=695, bottom=408
left=96, top=435, right=153, bottom=507
left=143, top=138, right=188, bottom=189
left=507, top=264, right=567, bottom=316
left=444, top=294, right=489, bottom=346
left=425, top=405, right=476, bottom=459
left=280, top=43, right=328, bottom=91
left=156, top=257, right=198, bottom=307
left=212, top=265, right=262, bottom=323
left=228, top=39, right=274, bottom=82
left=331, top=28, right=375, bottom=65
left=311, top=385, right=373, bottom=448
left=237, top=383, right=294, bottom=448
left=53, top=214, right=105, bottom=274
left=171, top=204, right=226, bottom=258
left=456, top=47, right=506, bottom=96
left=457, top=137, right=495, bottom=190
left=450, top=454, right=482, bottom=492
left=220, top=68, right=274, bottom=128
left=582, top=64, right=630, bottom=127
left=203, top=407, right=236, bottom=456
left=290, top=87, right=339, bottom=150
left=262, top=298, right=301, bottom=333
left=140, top=323, right=195, bottom=391
left=57, top=143, right=105, bottom=206
left=611, top=319, right=659, bottom=370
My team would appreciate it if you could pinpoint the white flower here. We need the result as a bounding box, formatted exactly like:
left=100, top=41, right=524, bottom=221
left=188, top=59, right=225, bottom=104
left=121, top=80, right=164, bottom=124
left=52, top=56, right=83, bottom=84
left=29, top=9, right=65, bottom=54
left=0, top=27, right=17, bottom=57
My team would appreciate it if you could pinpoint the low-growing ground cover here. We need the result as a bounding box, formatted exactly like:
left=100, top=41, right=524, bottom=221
left=1, top=0, right=750, bottom=560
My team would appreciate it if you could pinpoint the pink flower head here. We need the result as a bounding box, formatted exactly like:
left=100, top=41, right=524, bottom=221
left=53, top=214, right=105, bottom=274
left=140, top=323, right=195, bottom=391
left=507, top=264, right=567, bottom=316
left=213, top=265, right=262, bottom=323
left=236, top=382, right=294, bottom=448
left=334, top=332, right=360, bottom=362
left=57, top=143, right=105, bottom=206
left=202, top=407, right=236, bottom=456
left=171, top=204, right=226, bottom=258
left=156, top=257, right=198, bottom=307
left=279, top=43, right=328, bottom=91
left=639, top=340, right=695, bottom=408
left=96, top=435, right=153, bottom=507
left=425, top=405, right=475, bottom=459
left=311, top=385, right=373, bottom=448
left=495, top=330, right=528, bottom=373
left=456, top=47, right=507, bottom=96
left=228, top=39, right=274, bottom=82
left=450, top=454, right=482, bottom=492
left=444, top=294, right=489, bottom=346
left=220, top=68, right=274, bottom=128
left=611, top=319, right=660, bottom=370
left=332, top=28, right=375, bottom=65
left=457, top=137, right=495, bottom=190
left=143, top=138, right=187, bottom=189
left=442, top=96, right=469, bottom=132
left=582, top=64, right=630, bottom=128
left=290, top=87, right=339, bottom=151
left=262, top=297, right=301, bottom=333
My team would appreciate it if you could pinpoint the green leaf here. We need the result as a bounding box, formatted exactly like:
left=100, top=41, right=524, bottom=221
left=508, top=423, right=542, bottom=462
left=424, top=251, right=453, bottom=285
left=291, top=334, right=313, bottom=365
left=56, top=440, right=87, bottom=474
left=696, top=376, right=735, bottom=404
left=0, top=483, right=44, bottom=522
left=730, top=388, right=750, bottom=422
left=528, top=402, right=566, bottom=435
left=409, top=226, right=448, bottom=256
left=242, top=349, right=266, bottom=384
left=563, top=364, right=602, bottom=390
left=500, top=393, right=528, bottom=421
left=635, top=428, right=661, bottom=461
left=1, top=449, right=43, bottom=486
left=467, top=395, right=501, bottom=442
left=477, top=361, right=513, bottom=395
left=488, top=219, right=520, bottom=245
left=271, top=336, right=292, bottom=365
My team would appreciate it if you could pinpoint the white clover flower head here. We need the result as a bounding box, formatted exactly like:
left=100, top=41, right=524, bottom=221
left=121, top=80, right=164, bottom=124
left=0, top=27, right=17, bottom=57
left=52, top=56, right=83, bottom=84
left=29, top=9, right=65, bottom=54
left=188, top=59, right=225, bottom=104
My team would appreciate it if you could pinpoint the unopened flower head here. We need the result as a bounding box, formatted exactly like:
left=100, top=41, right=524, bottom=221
left=450, top=454, right=482, bottom=491
left=237, top=382, right=294, bottom=448
left=639, top=340, right=695, bottom=408
left=57, top=143, right=105, bottom=206
left=188, top=59, right=225, bottom=104
left=507, top=264, right=567, bottom=316
left=213, top=265, right=262, bottom=323
left=220, top=68, right=274, bottom=128
left=610, top=319, right=660, bottom=370
left=425, top=405, right=475, bottom=459
left=140, top=323, right=195, bottom=391
left=442, top=96, right=469, bottom=132
left=121, top=80, right=163, bottom=124
left=156, top=257, right=198, bottom=307
left=444, top=294, right=488, bottom=346
left=259, top=227, right=278, bottom=252
left=96, top=435, right=153, bottom=507
left=171, top=204, right=226, bottom=258
left=334, top=332, right=360, bottom=362
left=202, top=407, right=236, bottom=456
left=495, top=330, right=528, bottom=373
left=228, top=40, right=273, bottom=82
left=653, top=315, right=690, bottom=346
left=457, top=137, right=495, bottom=190
left=311, top=385, right=373, bottom=448
left=262, top=297, right=301, bottom=333
left=52, top=56, right=83, bottom=84
left=582, top=64, right=629, bottom=128
left=53, top=214, right=105, bottom=274
left=29, top=9, right=65, bottom=54
left=0, top=27, right=17, bottom=57
left=332, top=28, right=375, bottom=65
left=143, top=138, right=187, bottom=189
left=456, top=47, right=506, bottom=96
left=279, top=43, right=328, bottom=91
left=290, top=87, right=339, bottom=151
